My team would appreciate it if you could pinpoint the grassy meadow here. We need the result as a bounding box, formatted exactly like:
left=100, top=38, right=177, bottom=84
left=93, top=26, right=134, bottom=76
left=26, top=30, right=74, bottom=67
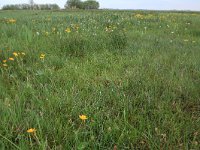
left=0, top=10, right=200, bottom=149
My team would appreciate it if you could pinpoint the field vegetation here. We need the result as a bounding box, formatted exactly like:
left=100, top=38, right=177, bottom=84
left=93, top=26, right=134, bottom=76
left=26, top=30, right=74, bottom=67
left=0, top=10, right=200, bottom=149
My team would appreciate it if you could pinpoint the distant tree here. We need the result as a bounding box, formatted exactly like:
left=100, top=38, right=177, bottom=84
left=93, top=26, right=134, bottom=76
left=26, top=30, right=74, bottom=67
left=50, top=4, right=60, bottom=10
left=65, top=0, right=82, bottom=9
left=29, top=0, right=34, bottom=9
left=82, top=0, right=99, bottom=9
left=2, top=5, right=19, bottom=10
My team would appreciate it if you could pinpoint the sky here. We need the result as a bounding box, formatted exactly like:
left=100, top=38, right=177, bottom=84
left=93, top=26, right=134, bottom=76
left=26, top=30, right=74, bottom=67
left=0, top=0, right=200, bottom=11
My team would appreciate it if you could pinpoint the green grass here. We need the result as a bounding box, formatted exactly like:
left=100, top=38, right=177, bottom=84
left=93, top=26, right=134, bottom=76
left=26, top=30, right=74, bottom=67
left=0, top=10, right=200, bottom=149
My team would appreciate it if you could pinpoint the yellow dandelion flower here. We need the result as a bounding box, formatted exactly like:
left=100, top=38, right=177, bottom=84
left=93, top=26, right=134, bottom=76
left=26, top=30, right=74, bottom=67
left=8, top=19, right=16, bottom=24
left=27, top=128, right=36, bottom=133
left=3, top=64, right=8, bottom=67
left=79, top=115, right=88, bottom=121
left=3, top=60, right=7, bottom=63
left=8, top=57, right=14, bottom=61
left=13, top=52, right=18, bottom=57
left=135, top=14, right=144, bottom=19
left=65, top=28, right=71, bottom=33
left=40, top=54, right=45, bottom=59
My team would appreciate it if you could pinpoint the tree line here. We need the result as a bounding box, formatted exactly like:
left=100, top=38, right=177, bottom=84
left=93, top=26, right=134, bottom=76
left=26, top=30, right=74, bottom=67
left=1, top=0, right=100, bottom=10
left=2, top=4, right=60, bottom=10
left=65, top=0, right=99, bottom=9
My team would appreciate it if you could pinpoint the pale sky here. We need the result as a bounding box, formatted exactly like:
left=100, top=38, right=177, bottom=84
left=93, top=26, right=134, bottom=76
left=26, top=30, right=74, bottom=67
left=0, top=0, right=200, bottom=11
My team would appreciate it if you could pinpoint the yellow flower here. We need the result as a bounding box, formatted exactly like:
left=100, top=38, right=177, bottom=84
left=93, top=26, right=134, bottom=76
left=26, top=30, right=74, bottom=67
left=65, top=28, right=71, bottom=33
left=13, top=52, right=18, bottom=57
left=27, top=128, right=36, bottom=133
left=79, top=115, right=88, bottom=121
left=3, top=60, right=7, bottom=63
left=3, top=64, right=8, bottom=67
left=8, top=19, right=16, bottom=24
left=8, top=57, right=14, bottom=61
left=135, top=14, right=144, bottom=19
left=40, top=54, right=45, bottom=59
